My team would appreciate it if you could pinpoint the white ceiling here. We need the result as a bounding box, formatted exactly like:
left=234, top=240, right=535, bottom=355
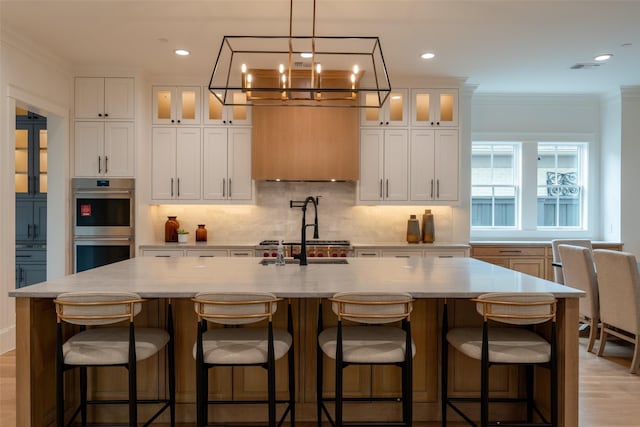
left=2, top=0, right=640, bottom=94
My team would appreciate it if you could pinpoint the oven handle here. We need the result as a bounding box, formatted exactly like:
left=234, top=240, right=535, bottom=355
left=74, top=237, right=133, bottom=242
left=74, top=190, right=133, bottom=195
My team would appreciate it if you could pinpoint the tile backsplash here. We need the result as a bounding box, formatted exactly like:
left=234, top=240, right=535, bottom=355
left=145, top=182, right=464, bottom=244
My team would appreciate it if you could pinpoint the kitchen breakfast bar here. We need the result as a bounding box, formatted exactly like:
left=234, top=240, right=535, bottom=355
left=10, top=256, right=583, bottom=426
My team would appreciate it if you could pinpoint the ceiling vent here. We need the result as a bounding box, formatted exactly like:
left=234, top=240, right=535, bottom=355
left=293, top=61, right=312, bottom=68
left=570, top=63, right=601, bottom=70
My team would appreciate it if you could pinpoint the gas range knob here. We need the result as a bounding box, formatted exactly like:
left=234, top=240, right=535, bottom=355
left=317, top=252, right=324, bottom=257
left=340, top=251, right=347, bottom=257
left=309, top=252, right=316, bottom=257
left=271, top=252, right=277, bottom=257
left=331, top=252, right=338, bottom=257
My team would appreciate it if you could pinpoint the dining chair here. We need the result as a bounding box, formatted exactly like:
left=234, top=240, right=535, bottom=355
left=558, top=244, right=600, bottom=352
left=54, top=291, right=175, bottom=426
left=192, top=292, right=295, bottom=427
left=593, top=249, right=640, bottom=374
left=550, top=239, right=592, bottom=284
left=442, top=292, right=558, bottom=427
left=317, top=291, right=415, bottom=427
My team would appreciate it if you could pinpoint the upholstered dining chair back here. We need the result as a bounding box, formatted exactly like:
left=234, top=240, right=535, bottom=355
left=54, top=291, right=143, bottom=326
left=551, top=239, right=593, bottom=284
left=329, top=291, right=414, bottom=324
left=474, top=292, right=557, bottom=325
left=193, top=292, right=281, bottom=325
left=593, top=250, right=640, bottom=335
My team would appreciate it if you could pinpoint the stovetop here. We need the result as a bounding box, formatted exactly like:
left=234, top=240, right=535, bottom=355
left=258, top=240, right=351, bottom=246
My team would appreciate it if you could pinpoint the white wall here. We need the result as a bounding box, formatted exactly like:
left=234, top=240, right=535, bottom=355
left=0, top=28, right=73, bottom=353
left=600, top=92, right=622, bottom=243
left=470, top=93, right=602, bottom=240
left=620, top=87, right=640, bottom=256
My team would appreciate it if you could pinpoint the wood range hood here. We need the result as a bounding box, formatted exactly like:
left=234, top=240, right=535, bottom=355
left=251, top=104, right=359, bottom=181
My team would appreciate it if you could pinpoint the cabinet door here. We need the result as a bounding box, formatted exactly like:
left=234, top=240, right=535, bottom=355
left=204, top=91, right=251, bottom=126
left=228, top=127, right=252, bottom=200
left=434, top=130, right=459, bottom=200
left=410, top=129, right=436, bottom=201
left=153, top=87, right=177, bottom=125
left=33, top=199, right=47, bottom=241
left=359, top=129, right=384, bottom=201
left=18, top=263, right=47, bottom=287
left=15, top=199, right=35, bottom=241
left=202, top=127, right=228, bottom=200
left=104, top=78, right=134, bottom=119
left=151, top=127, right=177, bottom=199
left=383, top=129, right=409, bottom=201
left=74, top=121, right=103, bottom=177
left=508, top=258, right=545, bottom=278
left=175, top=128, right=202, bottom=199
left=360, top=89, right=408, bottom=127
left=75, top=77, right=105, bottom=119
left=411, top=89, right=458, bottom=127
left=177, top=87, right=201, bottom=125
left=104, top=122, right=134, bottom=177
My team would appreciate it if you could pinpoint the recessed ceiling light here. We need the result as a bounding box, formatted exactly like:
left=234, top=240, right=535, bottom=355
left=175, top=49, right=190, bottom=56
left=421, top=52, right=435, bottom=60
left=300, top=52, right=313, bottom=59
left=594, top=53, right=612, bottom=62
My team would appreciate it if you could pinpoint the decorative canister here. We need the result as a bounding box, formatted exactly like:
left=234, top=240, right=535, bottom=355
left=406, top=214, right=421, bottom=244
left=422, top=209, right=435, bottom=243
left=196, top=224, right=208, bottom=242
left=164, top=216, right=179, bottom=242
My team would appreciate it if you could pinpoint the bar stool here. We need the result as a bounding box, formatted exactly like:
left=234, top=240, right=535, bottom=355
left=54, top=291, right=175, bottom=427
left=192, top=292, right=295, bottom=427
left=317, top=291, right=415, bottom=427
left=442, top=292, right=557, bottom=427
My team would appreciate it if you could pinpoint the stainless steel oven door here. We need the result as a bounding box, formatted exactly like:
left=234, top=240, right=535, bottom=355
left=73, top=190, right=134, bottom=236
left=74, top=237, right=134, bottom=273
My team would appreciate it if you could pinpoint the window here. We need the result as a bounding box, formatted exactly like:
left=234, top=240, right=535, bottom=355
left=472, top=141, right=588, bottom=231
left=537, top=143, right=585, bottom=228
left=471, top=143, right=519, bottom=227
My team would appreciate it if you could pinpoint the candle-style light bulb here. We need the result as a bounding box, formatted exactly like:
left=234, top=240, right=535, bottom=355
left=241, top=63, right=247, bottom=89
left=241, top=63, right=247, bottom=74
left=353, top=65, right=359, bottom=75
left=315, top=63, right=322, bottom=99
left=246, top=74, right=252, bottom=98
left=316, top=63, right=322, bottom=74
left=351, top=73, right=356, bottom=99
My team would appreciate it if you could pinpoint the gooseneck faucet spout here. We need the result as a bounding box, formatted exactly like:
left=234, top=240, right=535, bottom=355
left=289, top=196, right=320, bottom=266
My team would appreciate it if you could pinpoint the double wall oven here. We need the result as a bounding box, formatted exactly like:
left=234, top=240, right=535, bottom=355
left=72, top=178, right=135, bottom=272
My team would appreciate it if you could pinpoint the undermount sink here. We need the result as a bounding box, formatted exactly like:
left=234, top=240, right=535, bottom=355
left=259, top=258, right=349, bottom=265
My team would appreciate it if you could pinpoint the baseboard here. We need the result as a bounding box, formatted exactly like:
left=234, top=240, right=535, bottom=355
left=0, top=324, right=16, bottom=354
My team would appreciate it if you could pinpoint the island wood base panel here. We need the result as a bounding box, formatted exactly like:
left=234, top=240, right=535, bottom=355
left=16, top=297, right=578, bottom=426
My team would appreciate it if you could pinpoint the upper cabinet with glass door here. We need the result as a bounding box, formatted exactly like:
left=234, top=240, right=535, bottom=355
left=15, top=108, right=47, bottom=196
left=203, top=90, right=251, bottom=126
left=411, top=89, right=458, bottom=127
left=152, top=86, right=201, bottom=125
left=360, top=89, right=408, bottom=127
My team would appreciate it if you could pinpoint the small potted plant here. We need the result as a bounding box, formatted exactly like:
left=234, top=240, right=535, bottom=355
left=176, top=229, right=189, bottom=243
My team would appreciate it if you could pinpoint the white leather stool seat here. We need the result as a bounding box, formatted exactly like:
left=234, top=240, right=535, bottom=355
left=63, top=327, right=169, bottom=365
left=447, top=327, right=551, bottom=364
left=318, top=325, right=416, bottom=363
left=193, top=327, right=292, bottom=364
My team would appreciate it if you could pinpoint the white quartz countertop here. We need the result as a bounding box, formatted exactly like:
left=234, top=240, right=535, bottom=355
left=9, top=257, right=583, bottom=299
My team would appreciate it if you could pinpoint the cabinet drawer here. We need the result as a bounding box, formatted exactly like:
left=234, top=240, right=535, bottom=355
left=472, top=246, right=545, bottom=257
left=424, top=249, right=467, bottom=258
left=186, top=249, right=228, bottom=257
left=16, top=249, right=47, bottom=263
left=355, top=249, right=381, bottom=257
left=230, top=250, right=253, bottom=257
left=141, top=249, right=184, bottom=257
left=381, top=250, right=422, bottom=258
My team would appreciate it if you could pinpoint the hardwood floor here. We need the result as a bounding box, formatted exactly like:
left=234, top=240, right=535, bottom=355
left=1, top=337, right=640, bottom=426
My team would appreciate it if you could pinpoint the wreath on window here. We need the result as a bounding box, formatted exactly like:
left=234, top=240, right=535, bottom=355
left=546, top=172, right=579, bottom=197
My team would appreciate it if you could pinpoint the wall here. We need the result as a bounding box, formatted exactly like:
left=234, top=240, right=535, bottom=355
left=0, top=28, right=73, bottom=353
left=620, top=87, right=640, bottom=256
left=600, top=92, right=622, bottom=243
left=143, top=182, right=463, bottom=245
left=470, top=93, right=602, bottom=240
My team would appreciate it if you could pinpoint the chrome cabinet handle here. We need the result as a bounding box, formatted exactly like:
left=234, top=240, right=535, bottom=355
left=430, top=179, right=434, bottom=198
left=170, top=178, right=174, bottom=197
left=386, top=179, right=389, bottom=198
left=98, top=156, right=102, bottom=173
left=437, top=179, right=440, bottom=198
left=379, top=179, right=383, bottom=198
left=229, top=179, right=232, bottom=198
left=177, top=178, right=180, bottom=197
left=222, top=178, right=226, bottom=197
left=105, top=156, right=108, bottom=173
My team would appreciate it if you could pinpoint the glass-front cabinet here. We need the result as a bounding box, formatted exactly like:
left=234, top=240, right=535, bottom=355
left=411, top=89, right=458, bottom=127
left=360, top=89, right=408, bottom=127
left=152, top=86, right=201, bottom=125
left=15, top=108, right=47, bottom=195
left=203, top=90, right=251, bottom=125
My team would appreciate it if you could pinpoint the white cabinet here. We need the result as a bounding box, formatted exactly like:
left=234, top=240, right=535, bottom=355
left=203, top=127, right=252, bottom=201
left=410, top=129, right=459, bottom=201
left=74, top=121, right=134, bottom=177
left=360, top=89, right=408, bottom=127
left=151, top=127, right=201, bottom=200
left=75, top=77, right=134, bottom=120
left=153, top=86, right=201, bottom=125
left=410, top=89, right=458, bottom=127
left=203, top=90, right=251, bottom=126
left=359, top=128, right=408, bottom=202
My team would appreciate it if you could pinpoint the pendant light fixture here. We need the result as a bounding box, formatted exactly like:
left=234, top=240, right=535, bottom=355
left=208, top=0, right=391, bottom=108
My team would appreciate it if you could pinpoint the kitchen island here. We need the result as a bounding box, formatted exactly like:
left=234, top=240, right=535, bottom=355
left=10, top=256, right=582, bottom=426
